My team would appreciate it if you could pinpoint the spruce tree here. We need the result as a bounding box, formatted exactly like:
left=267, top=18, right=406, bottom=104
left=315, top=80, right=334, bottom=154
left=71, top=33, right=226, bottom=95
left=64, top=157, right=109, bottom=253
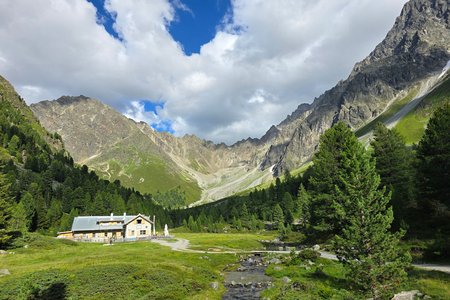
left=332, top=130, right=410, bottom=298
left=417, top=103, right=450, bottom=227
left=273, top=204, right=284, bottom=230
left=371, top=123, right=415, bottom=229
left=297, top=184, right=310, bottom=226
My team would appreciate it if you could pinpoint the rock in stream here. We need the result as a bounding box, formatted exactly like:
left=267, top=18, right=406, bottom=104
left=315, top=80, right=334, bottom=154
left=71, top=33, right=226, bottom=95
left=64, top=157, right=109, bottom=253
left=222, top=254, right=272, bottom=300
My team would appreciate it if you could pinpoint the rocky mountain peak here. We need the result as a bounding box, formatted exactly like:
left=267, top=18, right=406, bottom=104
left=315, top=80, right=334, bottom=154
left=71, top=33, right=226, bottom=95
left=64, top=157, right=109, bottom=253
left=352, top=0, right=449, bottom=76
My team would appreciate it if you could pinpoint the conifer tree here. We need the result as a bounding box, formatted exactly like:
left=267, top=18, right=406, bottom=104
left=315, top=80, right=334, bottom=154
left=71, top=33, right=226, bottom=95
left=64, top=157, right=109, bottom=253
left=308, top=122, right=360, bottom=233
left=332, top=130, right=410, bottom=298
left=0, top=173, right=13, bottom=245
left=417, top=103, right=450, bottom=227
left=371, top=123, right=415, bottom=229
left=297, top=184, right=310, bottom=226
left=273, top=204, right=284, bottom=230
left=9, top=201, right=28, bottom=233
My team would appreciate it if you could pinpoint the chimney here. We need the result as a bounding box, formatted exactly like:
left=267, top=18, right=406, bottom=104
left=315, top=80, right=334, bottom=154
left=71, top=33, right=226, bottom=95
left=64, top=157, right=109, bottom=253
left=123, top=212, right=126, bottom=217
left=110, top=212, right=113, bottom=220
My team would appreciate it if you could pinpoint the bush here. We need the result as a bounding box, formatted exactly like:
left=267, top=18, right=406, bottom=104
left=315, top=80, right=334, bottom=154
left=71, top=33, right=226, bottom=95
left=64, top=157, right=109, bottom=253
left=297, top=249, right=320, bottom=261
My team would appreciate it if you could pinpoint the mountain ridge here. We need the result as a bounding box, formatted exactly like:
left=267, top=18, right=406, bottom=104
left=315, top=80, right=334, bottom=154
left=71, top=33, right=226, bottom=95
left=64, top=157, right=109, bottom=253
left=30, top=0, right=450, bottom=204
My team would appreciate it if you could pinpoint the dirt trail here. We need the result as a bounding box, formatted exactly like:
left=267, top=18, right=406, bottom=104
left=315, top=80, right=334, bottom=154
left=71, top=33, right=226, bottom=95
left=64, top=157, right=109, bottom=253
left=151, top=238, right=450, bottom=274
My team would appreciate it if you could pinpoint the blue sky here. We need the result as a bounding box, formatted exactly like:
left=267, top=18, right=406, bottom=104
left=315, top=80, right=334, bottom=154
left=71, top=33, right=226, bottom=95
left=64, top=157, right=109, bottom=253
left=87, top=0, right=232, bottom=132
left=88, top=0, right=231, bottom=55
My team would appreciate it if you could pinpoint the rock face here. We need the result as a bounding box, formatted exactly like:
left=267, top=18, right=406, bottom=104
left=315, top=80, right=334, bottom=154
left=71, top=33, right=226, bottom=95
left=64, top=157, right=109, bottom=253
left=267, top=0, right=450, bottom=175
left=31, top=0, right=450, bottom=201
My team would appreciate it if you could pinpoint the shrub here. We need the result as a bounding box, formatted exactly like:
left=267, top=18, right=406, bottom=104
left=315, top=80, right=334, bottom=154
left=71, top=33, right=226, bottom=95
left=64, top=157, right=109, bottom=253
left=297, top=249, right=320, bottom=261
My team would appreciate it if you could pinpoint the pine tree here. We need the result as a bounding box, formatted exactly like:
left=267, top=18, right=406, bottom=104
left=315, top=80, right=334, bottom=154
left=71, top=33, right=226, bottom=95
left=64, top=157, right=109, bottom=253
left=417, top=103, right=450, bottom=227
left=273, top=204, right=284, bottom=230
left=0, top=173, right=13, bottom=245
left=241, top=203, right=249, bottom=226
left=19, top=192, right=35, bottom=231
left=308, top=122, right=360, bottom=233
left=297, top=184, right=310, bottom=226
left=332, top=131, right=410, bottom=299
left=9, top=201, right=28, bottom=233
left=127, top=194, right=144, bottom=214
left=371, top=123, right=415, bottom=229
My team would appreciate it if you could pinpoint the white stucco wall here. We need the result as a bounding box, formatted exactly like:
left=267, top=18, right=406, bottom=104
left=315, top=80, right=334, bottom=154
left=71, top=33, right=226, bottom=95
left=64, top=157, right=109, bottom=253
left=125, top=216, right=152, bottom=238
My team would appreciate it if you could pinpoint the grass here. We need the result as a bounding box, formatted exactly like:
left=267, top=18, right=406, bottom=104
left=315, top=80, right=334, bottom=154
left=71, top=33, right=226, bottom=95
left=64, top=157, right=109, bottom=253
left=264, top=257, right=356, bottom=299
left=2, top=233, right=449, bottom=299
left=173, top=232, right=277, bottom=252
left=91, top=150, right=202, bottom=205
left=0, top=233, right=236, bottom=300
left=355, top=87, right=418, bottom=138
left=395, top=75, right=450, bottom=144
left=263, top=256, right=450, bottom=299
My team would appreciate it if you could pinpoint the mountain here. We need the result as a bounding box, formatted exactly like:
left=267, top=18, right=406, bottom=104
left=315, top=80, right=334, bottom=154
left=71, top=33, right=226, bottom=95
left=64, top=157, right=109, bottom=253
left=31, top=97, right=274, bottom=205
left=265, top=0, right=450, bottom=175
left=30, top=0, right=450, bottom=204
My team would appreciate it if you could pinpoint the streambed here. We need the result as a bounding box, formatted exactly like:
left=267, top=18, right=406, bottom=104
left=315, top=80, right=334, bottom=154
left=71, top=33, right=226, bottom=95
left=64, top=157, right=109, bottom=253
left=222, top=254, right=272, bottom=300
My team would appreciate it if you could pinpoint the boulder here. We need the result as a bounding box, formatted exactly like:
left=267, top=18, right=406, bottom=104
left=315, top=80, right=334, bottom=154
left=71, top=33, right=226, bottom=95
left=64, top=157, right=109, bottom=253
left=210, top=281, right=219, bottom=290
left=269, top=258, right=282, bottom=265
left=0, top=269, right=10, bottom=276
left=312, top=244, right=320, bottom=251
left=282, top=276, right=291, bottom=284
left=391, top=290, right=421, bottom=300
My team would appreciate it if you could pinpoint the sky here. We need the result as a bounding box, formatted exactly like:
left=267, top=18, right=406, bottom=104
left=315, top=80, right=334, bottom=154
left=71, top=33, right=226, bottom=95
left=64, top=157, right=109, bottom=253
left=0, top=0, right=408, bottom=144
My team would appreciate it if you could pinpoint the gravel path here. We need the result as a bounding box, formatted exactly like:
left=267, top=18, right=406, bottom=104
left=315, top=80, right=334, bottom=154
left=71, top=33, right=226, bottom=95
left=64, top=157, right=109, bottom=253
left=319, top=251, right=450, bottom=274
left=151, top=238, right=450, bottom=274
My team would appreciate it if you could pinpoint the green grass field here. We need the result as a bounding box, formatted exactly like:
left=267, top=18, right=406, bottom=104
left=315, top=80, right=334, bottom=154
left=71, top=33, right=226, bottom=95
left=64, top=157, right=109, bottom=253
left=174, top=232, right=276, bottom=252
left=1, top=233, right=449, bottom=299
left=0, top=234, right=235, bottom=300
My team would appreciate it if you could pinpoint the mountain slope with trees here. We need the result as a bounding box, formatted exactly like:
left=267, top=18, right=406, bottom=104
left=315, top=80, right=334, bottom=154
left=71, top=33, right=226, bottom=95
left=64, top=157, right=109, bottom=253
left=0, top=75, right=171, bottom=247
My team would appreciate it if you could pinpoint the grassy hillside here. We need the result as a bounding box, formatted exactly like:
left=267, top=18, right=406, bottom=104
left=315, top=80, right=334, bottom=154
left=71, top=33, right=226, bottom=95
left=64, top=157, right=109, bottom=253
left=91, top=155, right=201, bottom=206
left=395, top=75, right=450, bottom=144
left=355, top=87, right=419, bottom=137
left=86, top=138, right=202, bottom=206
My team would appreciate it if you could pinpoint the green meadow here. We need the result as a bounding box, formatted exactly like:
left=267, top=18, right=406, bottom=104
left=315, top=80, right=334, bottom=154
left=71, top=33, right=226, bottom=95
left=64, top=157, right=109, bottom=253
left=1, top=232, right=449, bottom=299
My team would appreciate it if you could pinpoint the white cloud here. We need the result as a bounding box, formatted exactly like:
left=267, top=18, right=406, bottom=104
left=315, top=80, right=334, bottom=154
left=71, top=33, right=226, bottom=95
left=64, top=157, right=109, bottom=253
left=0, top=0, right=408, bottom=144
left=124, top=101, right=159, bottom=125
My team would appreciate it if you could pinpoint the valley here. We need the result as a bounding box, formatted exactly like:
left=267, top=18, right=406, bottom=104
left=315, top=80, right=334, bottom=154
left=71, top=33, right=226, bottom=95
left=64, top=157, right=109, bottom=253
left=1, top=0, right=450, bottom=299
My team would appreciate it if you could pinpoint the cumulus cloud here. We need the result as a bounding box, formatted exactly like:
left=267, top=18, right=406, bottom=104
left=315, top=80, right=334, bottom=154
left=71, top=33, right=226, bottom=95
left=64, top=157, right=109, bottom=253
left=0, top=0, right=408, bottom=144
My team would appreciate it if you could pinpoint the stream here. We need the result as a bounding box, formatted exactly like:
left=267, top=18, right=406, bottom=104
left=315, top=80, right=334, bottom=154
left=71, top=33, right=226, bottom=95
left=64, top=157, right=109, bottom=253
left=222, top=254, right=272, bottom=300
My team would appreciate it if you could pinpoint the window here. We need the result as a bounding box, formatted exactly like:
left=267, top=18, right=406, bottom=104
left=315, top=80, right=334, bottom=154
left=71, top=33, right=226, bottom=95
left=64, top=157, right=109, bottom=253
left=140, top=230, right=146, bottom=236
left=131, top=230, right=135, bottom=236
left=137, top=219, right=142, bottom=224
left=104, top=233, right=107, bottom=237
